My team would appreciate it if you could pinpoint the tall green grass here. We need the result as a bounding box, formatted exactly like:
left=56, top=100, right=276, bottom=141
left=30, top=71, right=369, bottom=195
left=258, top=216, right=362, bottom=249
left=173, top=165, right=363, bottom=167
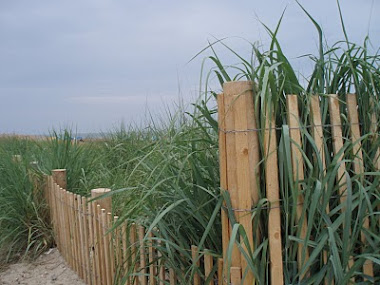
left=0, top=142, right=51, bottom=264
left=194, top=3, right=380, bottom=284
left=0, top=3, right=378, bottom=284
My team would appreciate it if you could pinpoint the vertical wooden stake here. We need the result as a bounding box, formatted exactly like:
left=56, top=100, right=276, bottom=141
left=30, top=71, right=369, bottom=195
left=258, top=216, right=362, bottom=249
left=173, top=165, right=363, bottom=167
left=130, top=223, right=138, bottom=285
left=217, top=258, right=223, bottom=285
left=82, top=197, right=90, bottom=284
left=97, top=205, right=107, bottom=285
left=114, top=216, right=121, bottom=284
left=52, top=169, right=67, bottom=190
left=91, top=188, right=111, bottom=284
left=230, top=267, right=241, bottom=285
left=310, top=95, right=333, bottom=285
left=169, top=268, right=176, bottom=285
left=286, top=95, right=310, bottom=277
left=148, top=231, right=156, bottom=285
left=204, top=250, right=214, bottom=285
left=139, top=225, right=148, bottom=285
left=217, top=93, right=230, bottom=283
left=191, top=245, right=200, bottom=285
left=91, top=188, right=112, bottom=212
left=263, top=100, right=284, bottom=285
left=157, top=240, right=165, bottom=285
left=328, top=94, right=354, bottom=277
left=121, top=221, right=129, bottom=283
left=346, top=93, right=374, bottom=279
left=101, top=209, right=112, bottom=285
left=107, top=213, right=115, bottom=284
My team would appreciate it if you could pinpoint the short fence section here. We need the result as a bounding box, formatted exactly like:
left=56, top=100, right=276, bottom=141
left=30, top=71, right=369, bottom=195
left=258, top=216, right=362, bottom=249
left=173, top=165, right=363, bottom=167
left=45, top=170, right=222, bottom=285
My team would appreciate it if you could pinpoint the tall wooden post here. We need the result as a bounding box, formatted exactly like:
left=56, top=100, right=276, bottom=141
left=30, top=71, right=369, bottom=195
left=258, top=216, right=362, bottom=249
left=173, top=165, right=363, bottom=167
left=91, top=188, right=112, bottom=212
left=52, top=169, right=67, bottom=190
left=218, top=81, right=260, bottom=284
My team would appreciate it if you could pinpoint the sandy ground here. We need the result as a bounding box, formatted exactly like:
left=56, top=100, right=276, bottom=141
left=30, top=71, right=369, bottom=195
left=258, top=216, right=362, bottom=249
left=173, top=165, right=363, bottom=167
left=0, top=248, right=85, bottom=285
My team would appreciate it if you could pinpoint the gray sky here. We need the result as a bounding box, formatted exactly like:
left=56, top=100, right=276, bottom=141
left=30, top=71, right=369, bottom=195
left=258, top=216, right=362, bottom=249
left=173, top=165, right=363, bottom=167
left=0, top=0, right=378, bottom=134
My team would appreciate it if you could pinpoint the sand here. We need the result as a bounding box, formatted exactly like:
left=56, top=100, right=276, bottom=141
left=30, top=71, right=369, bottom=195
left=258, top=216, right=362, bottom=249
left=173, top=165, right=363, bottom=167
left=0, top=248, right=84, bottom=285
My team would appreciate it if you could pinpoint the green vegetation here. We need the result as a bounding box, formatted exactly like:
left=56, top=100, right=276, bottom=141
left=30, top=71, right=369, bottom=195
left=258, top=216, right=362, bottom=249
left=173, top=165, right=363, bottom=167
left=198, top=3, right=380, bottom=284
left=0, top=3, right=379, bottom=284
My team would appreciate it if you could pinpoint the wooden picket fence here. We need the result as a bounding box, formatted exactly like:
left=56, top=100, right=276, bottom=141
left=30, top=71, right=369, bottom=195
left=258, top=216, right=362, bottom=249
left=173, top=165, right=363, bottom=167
left=43, top=81, right=378, bottom=284
left=45, top=170, right=224, bottom=285
left=218, top=81, right=379, bottom=284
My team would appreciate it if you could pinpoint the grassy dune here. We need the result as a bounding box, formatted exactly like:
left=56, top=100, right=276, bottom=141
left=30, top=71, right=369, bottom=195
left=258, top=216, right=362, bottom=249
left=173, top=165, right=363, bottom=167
left=1, top=5, right=379, bottom=284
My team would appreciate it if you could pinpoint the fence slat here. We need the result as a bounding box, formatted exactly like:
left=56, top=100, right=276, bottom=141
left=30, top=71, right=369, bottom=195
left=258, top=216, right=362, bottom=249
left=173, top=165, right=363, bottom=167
left=49, top=179, right=58, bottom=251
left=68, top=191, right=76, bottom=270
left=139, top=225, right=148, bottom=285
left=191, top=245, right=200, bottom=285
left=369, top=97, right=380, bottom=169
left=286, top=95, right=310, bottom=277
left=328, top=94, right=355, bottom=277
left=310, top=95, right=333, bottom=285
left=217, top=93, right=230, bottom=281
left=230, top=267, right=241, bottom=285
left=346, top=93, right=374, bottom=279
left=328, top=95, right=348, bottom=204
left=169, top=268, right=176, bottom=285
left=74, top=194, right=81, bottom=276
left=61, top=188, right=68, bottom=266
left=114, top=216, right=121, bottom=284
left=130, top=223, right=138, bottom=285
left=148, top=231, right=156, bottom=285
left=217, top=258, right=223, bottom=285
left=101, top=209, right=111, bottom=285
left=82, top=197, right=90, bottom=284
left=87, top=199, right=95, bottom=285
left=263, top=101, right=284, bottom=285
left=97, top=205, right=107, bottom=285
left=204, top=250, right=214, bottom=285
left=76, top=195, right=84, bottom=280
left=107, top=213, right=115, bottom=284
left=121, top=221, right=129, bottom=284
left=157, top=240, right=165, bottom=285
left=52, top=182, right=59, bottom=253
left=76, top=195, right=83, bottom=280
left=370, top=98, right=380, bottom=228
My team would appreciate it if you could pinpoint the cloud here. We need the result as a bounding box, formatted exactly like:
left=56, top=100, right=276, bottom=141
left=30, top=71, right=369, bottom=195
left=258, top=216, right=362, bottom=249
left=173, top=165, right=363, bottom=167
left=0, top=0, right=378, bottom=133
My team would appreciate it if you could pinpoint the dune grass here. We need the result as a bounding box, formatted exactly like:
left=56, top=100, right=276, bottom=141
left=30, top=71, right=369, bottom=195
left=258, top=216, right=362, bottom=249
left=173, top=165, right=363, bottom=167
left=0, top=3, right=379, bottom=284
left=194, top=3, right=380, bottom=284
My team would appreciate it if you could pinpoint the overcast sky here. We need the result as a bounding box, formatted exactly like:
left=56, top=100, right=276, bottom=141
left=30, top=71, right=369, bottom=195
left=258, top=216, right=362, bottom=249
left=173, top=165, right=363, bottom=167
left=0, top=0, right=378, bottom=134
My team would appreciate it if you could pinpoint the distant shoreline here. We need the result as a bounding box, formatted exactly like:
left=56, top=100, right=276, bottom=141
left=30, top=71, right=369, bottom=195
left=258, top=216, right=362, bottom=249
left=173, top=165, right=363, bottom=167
left=0, top=132, right=103, bottom=139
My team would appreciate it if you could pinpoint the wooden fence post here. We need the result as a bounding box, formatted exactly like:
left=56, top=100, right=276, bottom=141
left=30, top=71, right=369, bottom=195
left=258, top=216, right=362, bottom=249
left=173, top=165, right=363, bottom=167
left=91, top=188, right=112, bottom=212
left=219, top=81, right=260, bottom=284
left=52, top=169, right=67, bottom=190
